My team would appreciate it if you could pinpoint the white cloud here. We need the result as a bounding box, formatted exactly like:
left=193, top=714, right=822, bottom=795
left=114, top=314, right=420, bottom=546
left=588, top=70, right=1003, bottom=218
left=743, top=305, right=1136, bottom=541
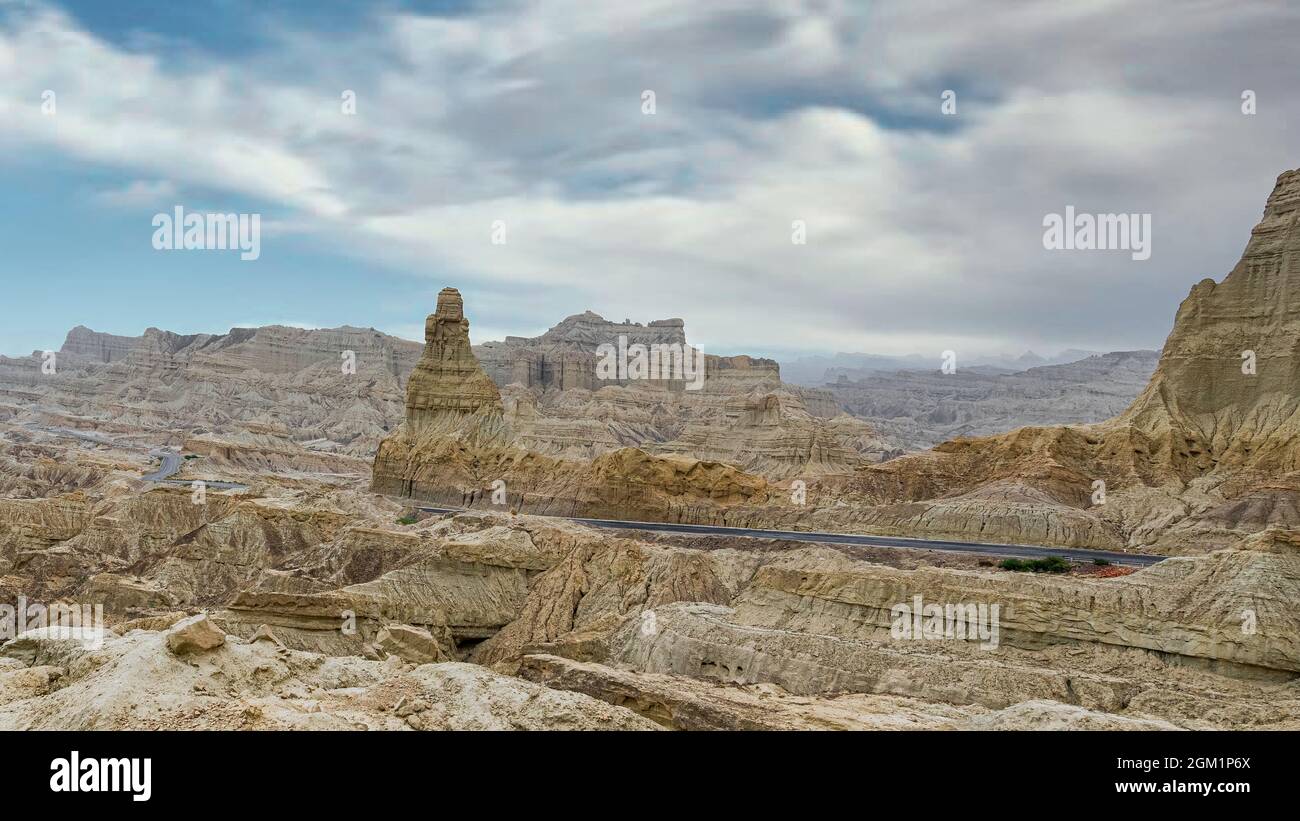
left=2, top=0, right=1298, bottom=357
left=92, top=179, right=177, bottom=208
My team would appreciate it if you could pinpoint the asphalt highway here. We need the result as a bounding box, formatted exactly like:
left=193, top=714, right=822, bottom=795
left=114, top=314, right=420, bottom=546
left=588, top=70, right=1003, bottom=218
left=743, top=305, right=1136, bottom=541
left=411, top=505, right=1164, bottom=567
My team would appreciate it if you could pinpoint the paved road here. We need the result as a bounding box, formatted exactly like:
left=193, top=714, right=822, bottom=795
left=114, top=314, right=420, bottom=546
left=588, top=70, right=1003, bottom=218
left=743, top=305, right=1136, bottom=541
left=31, top=425, right=119, bottom=447
left=142, top=450, right=247, bottom=490
left=22, top=426, right=248, bottom=490
left=26, top=422, right=1155, bottom=564
left=142, top=450, right=184, bottom=482
left=412, top=505, right=1164, bottom=567
left=159, top=478, right=249, bottom=491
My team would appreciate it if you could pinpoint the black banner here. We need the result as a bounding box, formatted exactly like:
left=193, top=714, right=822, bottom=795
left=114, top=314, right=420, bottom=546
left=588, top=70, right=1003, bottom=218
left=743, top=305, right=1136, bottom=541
left=8, top=729, right=1285, bottom=808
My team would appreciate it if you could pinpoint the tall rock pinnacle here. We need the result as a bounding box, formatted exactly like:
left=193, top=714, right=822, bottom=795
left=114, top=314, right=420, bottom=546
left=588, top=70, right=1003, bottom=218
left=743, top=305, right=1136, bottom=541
left=404, top=287, right=502, bottom=429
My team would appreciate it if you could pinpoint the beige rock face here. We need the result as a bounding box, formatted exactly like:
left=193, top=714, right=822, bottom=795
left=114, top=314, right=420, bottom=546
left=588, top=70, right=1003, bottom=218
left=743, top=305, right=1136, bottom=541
left=774, top=168, right=1300, bottom=551
left=405, top=288, right=504, bottom=427
left=203, top=504, right=1300, bottom=726
left=3, top=448, right=1300, bottom=731
left=1122, top=168, right=1300, bottom=475
left=165, top=614, right=226, bottom=655
left=954, top=700, right=1181, bottom=731
left=516, top=653, right=988, bottom=730
left=477, top=309, right=893, bottom=477
left=375, top=624, right=449, bottom=664
left=9, top=170, right=1300, bottom=731
left=0, top=628, right=658, bottom=731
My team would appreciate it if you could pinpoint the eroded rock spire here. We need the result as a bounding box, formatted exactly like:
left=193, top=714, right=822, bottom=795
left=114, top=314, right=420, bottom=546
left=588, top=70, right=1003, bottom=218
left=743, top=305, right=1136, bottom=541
left=404, top=287, right=503, bottom=425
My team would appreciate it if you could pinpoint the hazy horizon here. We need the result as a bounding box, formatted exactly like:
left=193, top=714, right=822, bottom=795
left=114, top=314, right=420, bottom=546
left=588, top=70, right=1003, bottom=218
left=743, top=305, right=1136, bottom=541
left=9, top=309, right=1161, bottom=369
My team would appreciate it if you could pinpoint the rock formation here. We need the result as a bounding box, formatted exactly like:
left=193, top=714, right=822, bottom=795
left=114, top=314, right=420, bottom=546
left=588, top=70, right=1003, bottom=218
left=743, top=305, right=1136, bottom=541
left=475, top=312, right=691, bottom=391
left=5, top=395, right=1300, bottom=731
left=372, top=287, right=892, bottom=518
left=1122, top=168, right=1300, bottom=475
left=406, top=288, right=504, bottom=426
left=8, top=169, right=1300, bottom=732
left=367, top=169, right=1300, bottom=554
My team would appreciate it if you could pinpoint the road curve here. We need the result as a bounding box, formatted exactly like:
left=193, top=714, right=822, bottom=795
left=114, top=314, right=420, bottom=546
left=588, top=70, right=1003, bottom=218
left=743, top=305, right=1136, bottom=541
left=142, top=451, right=184, bottom=482
left=412, top=505, right=1164, bottom=567
left=24, top=425, right=249, bottom=490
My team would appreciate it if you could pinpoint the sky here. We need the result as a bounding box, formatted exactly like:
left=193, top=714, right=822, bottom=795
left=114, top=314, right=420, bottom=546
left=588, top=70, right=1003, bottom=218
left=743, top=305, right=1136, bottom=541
left=1, top=0, right=1298, bottom=361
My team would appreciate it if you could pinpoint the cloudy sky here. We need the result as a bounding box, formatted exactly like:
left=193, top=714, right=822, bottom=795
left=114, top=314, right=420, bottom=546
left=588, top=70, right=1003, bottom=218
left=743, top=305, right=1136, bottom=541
left=1, top=0, right=1297, bottom=361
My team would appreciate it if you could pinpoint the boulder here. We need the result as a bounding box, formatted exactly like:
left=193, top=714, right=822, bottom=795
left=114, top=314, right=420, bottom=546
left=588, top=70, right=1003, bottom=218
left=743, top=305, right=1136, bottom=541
left=165, top=614, right=226, bottom=655
left=375, top=624, right=448, bottom=664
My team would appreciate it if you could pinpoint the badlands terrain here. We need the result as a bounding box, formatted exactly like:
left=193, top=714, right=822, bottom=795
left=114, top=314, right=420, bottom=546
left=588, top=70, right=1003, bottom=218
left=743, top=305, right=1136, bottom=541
left=1, top=168, right=1299, bottom=730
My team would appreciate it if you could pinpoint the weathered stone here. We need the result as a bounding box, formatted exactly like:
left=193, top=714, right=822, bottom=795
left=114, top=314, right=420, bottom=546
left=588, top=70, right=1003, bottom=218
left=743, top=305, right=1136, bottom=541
left=375, top=624, right=448, bottom=664
left=165, top=614, right=226, bottom=655
left=248, top=624, right=283, bottom=646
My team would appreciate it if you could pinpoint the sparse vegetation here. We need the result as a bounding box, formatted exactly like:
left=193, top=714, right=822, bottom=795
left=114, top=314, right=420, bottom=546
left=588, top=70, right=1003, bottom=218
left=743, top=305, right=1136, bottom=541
left=999, top=556, right=1071, bottom=573
left=1093, top=558, right=1111, bottom=566
left=397, top=515, right=418, bottom=525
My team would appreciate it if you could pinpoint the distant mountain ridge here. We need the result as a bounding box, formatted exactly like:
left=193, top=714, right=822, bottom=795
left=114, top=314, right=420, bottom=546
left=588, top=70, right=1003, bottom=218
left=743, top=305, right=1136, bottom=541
left=779, top=348, right=1115, bottom=387
left=825, top=349, right=1161, bottom=450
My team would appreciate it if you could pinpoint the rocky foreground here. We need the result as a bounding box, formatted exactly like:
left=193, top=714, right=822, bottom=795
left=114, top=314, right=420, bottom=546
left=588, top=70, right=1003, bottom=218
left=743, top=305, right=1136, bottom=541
left=1, top=442, right=1299, bottom=729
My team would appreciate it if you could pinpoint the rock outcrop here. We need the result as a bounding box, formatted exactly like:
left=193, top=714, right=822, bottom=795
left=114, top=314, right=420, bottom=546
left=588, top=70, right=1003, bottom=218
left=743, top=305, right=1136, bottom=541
left=406, top=288, right=504, bottom=427
left=1121, top=168, right=1300, bottom=476
left=471, top=303, right=893, bottom=476
left=5, top=435, right=1300, bottom=731
left=0, top=627, right=658, bottom=731
left=165, top=614, right=226, bottom=655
